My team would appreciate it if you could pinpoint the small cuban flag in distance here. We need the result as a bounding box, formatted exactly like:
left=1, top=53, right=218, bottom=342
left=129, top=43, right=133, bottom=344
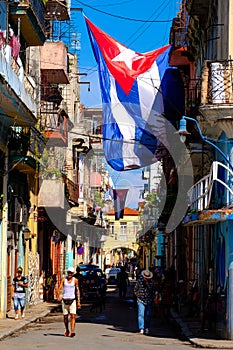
left=84, top=16, right=184, bottom=171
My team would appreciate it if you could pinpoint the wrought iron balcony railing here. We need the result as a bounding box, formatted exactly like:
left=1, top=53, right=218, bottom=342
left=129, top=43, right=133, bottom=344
left=186, top=78, right=201, bottom=110
left=28, top=0, right=46, bottom=32
left=8, top=127, right=46, bottom=157
left=201, top=60, right=233, bottom=105
left=188, top=161, right=233, bottom=210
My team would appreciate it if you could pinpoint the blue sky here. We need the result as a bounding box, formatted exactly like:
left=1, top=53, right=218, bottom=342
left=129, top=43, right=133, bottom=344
left=69, top=0, right=178, bottom=208
left=105, top=164, right=147, bottom=209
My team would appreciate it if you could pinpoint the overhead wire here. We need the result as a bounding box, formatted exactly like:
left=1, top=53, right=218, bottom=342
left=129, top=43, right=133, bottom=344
left=85, top=0, right=137, bottom=7
left=124, top=0, right=172, bottom=48
left=70, top=0, right=176, bottom=90
left=73, top=0, right=173, bottom=22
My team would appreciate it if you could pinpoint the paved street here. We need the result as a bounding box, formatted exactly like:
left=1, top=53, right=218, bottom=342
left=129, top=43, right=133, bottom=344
left=0, top=283, right=193, bottom=350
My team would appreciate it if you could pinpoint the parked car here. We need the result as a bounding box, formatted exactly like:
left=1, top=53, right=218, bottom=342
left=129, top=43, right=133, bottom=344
left=78, top=264, right=107, bottom=301
left=105, top=267, right=121, bottom=284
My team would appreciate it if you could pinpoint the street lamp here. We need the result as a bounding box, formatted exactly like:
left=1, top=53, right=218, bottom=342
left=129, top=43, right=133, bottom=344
left=178, top=116, right=233, bottom=172
left=23, top=227, right=31, bottom=241
left=78, top=81, right=91, bottom=92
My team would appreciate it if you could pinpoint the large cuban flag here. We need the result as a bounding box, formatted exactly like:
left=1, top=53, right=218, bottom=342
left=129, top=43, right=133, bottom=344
left=85, top=16, right=184, bottom=171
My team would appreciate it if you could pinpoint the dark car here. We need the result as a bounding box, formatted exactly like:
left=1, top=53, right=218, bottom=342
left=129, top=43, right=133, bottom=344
left=78, top=264, right=107, bottom=302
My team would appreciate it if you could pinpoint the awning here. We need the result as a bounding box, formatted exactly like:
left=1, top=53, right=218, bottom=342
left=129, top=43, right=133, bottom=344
left=182, top=209, right=233, bottom=226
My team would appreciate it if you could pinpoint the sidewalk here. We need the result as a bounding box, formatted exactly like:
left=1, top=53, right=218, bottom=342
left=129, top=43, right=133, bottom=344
left=0, top=301, right=60, bottom=341
left=170, top=306, right=233, bottom=348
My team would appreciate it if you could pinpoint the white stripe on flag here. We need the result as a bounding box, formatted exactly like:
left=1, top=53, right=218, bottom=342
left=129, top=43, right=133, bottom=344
left=137, top=60, right=162, bottom=122
left=110, top=77, right=140, bottom=168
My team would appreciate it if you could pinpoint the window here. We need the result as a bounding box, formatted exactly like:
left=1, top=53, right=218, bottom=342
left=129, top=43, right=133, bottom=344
left=109, top=222, right=114, bottom=237
left=133, top=221, right=138, bottom=235
left=92, top=116, right=102, bottom=135
left=120, top=222, right=127, bottom=241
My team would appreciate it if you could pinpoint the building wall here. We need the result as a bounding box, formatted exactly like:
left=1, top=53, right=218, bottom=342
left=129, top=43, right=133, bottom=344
left=103, top=211, right=139, bottom=266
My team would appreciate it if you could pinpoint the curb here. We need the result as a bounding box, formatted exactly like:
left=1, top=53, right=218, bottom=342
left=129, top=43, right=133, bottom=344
left=171, top=309, right=233, bottom=349
left=0, top=307, right=56, bottom=341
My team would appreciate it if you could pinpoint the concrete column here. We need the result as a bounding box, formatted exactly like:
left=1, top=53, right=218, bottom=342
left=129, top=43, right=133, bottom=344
left=0, top=156, right=8, bottom=318
left=65, top=233, right=73, bottom=270
left=229, top=0, right=233, bottom=58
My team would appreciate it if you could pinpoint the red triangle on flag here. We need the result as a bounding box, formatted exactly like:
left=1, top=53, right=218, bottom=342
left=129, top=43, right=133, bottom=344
left=85, top=17, right=170, bottom=95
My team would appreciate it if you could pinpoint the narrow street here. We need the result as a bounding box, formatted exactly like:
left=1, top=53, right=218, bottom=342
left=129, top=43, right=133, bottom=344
left=0, top=281, right=194, bottom=350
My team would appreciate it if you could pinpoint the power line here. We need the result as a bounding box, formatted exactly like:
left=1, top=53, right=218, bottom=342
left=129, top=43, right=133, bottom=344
left=125, top=0, right=172, bottom=47
left=86, top=0, right=137, bottom=8
left=72, top=0, right=173, bottom=23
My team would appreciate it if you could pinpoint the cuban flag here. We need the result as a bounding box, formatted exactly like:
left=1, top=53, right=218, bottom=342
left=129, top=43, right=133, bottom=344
left=113, top=189, right=128, bottom=220
left=85, top=16, right=184, bottom=171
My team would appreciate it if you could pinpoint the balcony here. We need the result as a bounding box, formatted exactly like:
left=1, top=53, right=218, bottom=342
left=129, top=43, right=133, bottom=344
left=199, top=60, right=233, bottom=138
left=0, top=45, right=37, bottom=126
left=63, top=176, right=79, bottom=206
left=41, top=41, right=69, bottom=84
left=188, top=161, right=233, bottom=211
left=182, top=161, right=233, bottom=225
left=186, top=0, right=211, bottom=16
left=8, top=127, right=46, bottom=174
left=41, top=84, right=63, bottom=104
left=29, top=126, right=46, bottom=156
left=83, top=108, right=103, bottom=152
left=169, top=12, right=188, bottom=49
left=38, top=179, right=65, bottom=209
left=40, top=101, right=68, bottom=146
left=45, top=0, right=70, bottom=21
left=186, top=78, right=201, bottom=112
left=9, top=0, right=46, bottom=46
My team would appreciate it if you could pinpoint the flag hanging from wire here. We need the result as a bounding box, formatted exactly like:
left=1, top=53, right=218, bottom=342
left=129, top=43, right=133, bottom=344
left=113, top=189, right=128, bottom=220
left=84, top=16, right=184, bottom=171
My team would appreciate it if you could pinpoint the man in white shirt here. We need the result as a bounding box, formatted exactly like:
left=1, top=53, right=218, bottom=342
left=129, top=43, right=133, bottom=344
left=57, top=267, right=81, bottom=337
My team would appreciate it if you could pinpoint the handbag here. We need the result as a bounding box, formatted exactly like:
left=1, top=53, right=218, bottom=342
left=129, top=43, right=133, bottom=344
left=63, top=298, right=75, bottom=305
left=154, top=291, right=162, bottom=304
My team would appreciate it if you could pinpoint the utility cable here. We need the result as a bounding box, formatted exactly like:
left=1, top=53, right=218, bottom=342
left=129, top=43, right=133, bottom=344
left=73, top=0, right=173, bottom=23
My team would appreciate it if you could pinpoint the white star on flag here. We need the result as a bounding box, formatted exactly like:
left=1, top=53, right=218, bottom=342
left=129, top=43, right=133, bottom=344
left=112, top=42, right=141, bottom=70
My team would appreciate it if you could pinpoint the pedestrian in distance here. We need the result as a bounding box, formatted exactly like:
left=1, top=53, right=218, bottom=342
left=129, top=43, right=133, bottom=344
left=39, top=271, right=45, bottom=301
left=11, top=266, right=28, bottom=320
left=117, top=265, right=129, bottom=298
left=57, top=267, right=81, bottom=337
left=134, top=269, right=155, bottom=335
left=45, top=274, right=53, bottom=302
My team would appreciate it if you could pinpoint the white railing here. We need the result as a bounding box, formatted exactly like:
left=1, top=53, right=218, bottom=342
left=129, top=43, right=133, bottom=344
left=188, top=161, right=233, bottom=210
left=0, top=45, right=37, bottom=115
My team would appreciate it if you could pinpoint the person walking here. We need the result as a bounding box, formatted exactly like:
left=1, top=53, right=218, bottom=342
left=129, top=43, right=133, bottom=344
left=11, top=266, right=28, bottom=320
left=39, top=272, right=45, bottom=301
left=57, top=267, right=81, bottom=337
left=117, top=266, right=129, bottom=298
left=134, top=269, right=155, bottom=335
left=160, top=271, right=174, bottom=323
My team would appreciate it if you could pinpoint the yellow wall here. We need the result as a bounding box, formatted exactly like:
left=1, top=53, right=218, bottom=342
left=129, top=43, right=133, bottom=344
left=103, top=213, right=140, bottom=265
